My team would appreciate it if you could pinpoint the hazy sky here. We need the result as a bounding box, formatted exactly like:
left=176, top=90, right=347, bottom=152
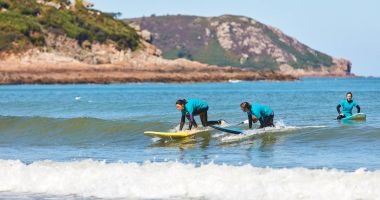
left=91, top=0, right=380, bottom=76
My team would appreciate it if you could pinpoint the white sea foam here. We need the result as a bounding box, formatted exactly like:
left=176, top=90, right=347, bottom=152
left=151, top=137, right=161, bottom=142
left=219, top=121, right=326, bottom=142
left=0, top=160, right=379, bottom=200
left=168, top=124, right=213, bottom=133
left=228, top=79, right=242, bottom=83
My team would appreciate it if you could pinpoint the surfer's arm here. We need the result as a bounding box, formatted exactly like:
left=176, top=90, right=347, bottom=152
left=356, top=105, right=361, bottom=113
left=187, top=114, right=198, bottom=130
left=179, top=115, right=186, bottom=130
left=336, top=104, right=342, bottom=114
left=248, top=114, right=253, bottom=129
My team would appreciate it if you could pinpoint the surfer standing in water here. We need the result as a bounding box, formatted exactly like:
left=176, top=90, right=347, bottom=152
left=336, top=92, right=361, bottom=119
left=240, top=102, right=274, bottom=129
left=175, top=99, right=221, bottom=131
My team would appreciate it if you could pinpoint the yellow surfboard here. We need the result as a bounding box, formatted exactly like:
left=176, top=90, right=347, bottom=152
left=144, top=128, right=210, bottom=138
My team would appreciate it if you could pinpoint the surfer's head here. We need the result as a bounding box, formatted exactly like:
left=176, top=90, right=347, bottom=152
left=346, top=92, right=353, bottom=101
left=176, top=99, right=187, bottom=111
left=240, top=102, right=251, bottom=112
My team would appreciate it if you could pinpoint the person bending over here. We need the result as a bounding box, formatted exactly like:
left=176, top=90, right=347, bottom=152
left=176, top=99, right=220, bottom=131
left=240, top=102, right=274, bottom=129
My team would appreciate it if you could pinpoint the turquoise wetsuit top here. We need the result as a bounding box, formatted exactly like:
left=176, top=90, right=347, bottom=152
left=340, top=100, right=358, bottom=117
left=181, top=99, right=209, bottom=117
left=249, top=104, right=273, bottom=119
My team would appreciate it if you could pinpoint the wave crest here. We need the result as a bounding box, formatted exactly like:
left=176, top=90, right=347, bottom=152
left=0, top=160, right=379, bottom=199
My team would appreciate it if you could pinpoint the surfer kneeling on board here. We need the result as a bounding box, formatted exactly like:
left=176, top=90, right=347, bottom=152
left=336, top=92, right=360, bottom=120
left=176, top=99, right=221, bottom=131
left=240, top=102, right=274, bottom=129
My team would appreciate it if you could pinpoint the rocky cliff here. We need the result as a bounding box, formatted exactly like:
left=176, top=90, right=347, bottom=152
left=0, top=0, right=295, bottom=83
left=126, top=15, right=352, bottom=76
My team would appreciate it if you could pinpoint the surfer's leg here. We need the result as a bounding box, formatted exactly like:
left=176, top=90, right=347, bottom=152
left=259, top=118, right=265, bottom=128
left=260, top=113, right=274, bottom=128
left=268, top=113, right=274, bottom=127
left=207, top=120, right=221, bottom=126
left=200, top=111, right=208, bottom=127
left=198, top=108, right=219, bottom=126
left=203, top=108, right=222, bottom=126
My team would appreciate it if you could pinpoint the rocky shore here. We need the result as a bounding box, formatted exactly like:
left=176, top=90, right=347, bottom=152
left=0, top=57, right=296, bottom=84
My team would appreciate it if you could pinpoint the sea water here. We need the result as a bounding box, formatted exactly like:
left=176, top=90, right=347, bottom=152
left=0, top=78, right=379, bottom=199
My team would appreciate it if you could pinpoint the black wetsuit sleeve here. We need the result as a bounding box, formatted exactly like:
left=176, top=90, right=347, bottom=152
left=186, top=114, right=197, bottom=130
left=248, top=113, right=253, bottom=129
left=356, top=105, right=361, bottom=113
left=188, top=118, right=193, bottom=130
left=179, top=115, right=185, bottom=130
left=336, top=104, right=341, bottom=114
left=187, top=114, right=193, bottom=130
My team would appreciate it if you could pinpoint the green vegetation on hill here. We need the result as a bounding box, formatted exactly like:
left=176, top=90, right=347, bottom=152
left=193, top=39, right=278, bottom=70
left=0, top=0, right=140, bottom=52
left=164, top=39, right=278, bottom=70
left=128, top=15, right=338, bottom=71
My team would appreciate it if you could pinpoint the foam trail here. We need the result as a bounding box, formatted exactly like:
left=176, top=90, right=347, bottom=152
left=218, top=121, right=326, bottom=142
left=0, top=160, right=379, bottom=200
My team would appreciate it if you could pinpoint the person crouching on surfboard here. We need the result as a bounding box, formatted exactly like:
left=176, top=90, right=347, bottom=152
left=336, top=92, right=360, bottom=120
left=240, top=102, right=274, bottom=129
left=175, top=99, right=221, bottom=131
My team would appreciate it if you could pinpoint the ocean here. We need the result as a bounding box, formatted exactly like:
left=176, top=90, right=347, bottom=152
left=0, top=78, right=379, bottom=199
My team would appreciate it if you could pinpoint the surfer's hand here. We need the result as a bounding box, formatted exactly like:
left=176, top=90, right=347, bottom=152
left=339, top=113, right=344, bottom=116
left=251, top=115, right=258, bottom=123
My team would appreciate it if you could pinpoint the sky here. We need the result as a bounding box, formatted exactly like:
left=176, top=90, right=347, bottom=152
left=91, top=0, right=380, bottom=77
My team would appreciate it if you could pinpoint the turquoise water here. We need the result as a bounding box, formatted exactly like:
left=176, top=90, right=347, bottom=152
left=0, top=78, right=380, bottom=199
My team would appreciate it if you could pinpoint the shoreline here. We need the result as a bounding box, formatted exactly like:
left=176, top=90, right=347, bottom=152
left=0, top=60, right=358, bottom=85
left=0, top=62, right=297, bottom=84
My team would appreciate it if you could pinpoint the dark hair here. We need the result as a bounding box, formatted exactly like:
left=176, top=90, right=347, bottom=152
left=176, top=99, right=187, bottom=105
left=240, top=102, right=251, bottom=109
left=346, top=92, right=353, bottom=96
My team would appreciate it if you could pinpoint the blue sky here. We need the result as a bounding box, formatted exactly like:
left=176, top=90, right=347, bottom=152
left=91, top=0, right=380, bottom=76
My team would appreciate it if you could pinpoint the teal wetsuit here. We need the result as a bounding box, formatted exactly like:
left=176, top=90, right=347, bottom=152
left=180, top=99, right=219, bottom=130
left=181, top=99, right=209, bottom=118
left=248, top=104, right=274, bottom=128
left=337, top=100, right=360, bottom=118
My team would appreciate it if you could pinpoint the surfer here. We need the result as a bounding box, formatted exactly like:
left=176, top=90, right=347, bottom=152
left=240, top=102, right=274, bottom=129
left=336, top=92, right=361, bottom=119
left=176, top=99, right=221, bottom=131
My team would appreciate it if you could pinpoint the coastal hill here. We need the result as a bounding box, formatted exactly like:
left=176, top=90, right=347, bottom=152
left=0, top=0, right=157, bottom=64
left=126, top=15, right=352, bottom=77
left=0, top=0, right=295, bottom=83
